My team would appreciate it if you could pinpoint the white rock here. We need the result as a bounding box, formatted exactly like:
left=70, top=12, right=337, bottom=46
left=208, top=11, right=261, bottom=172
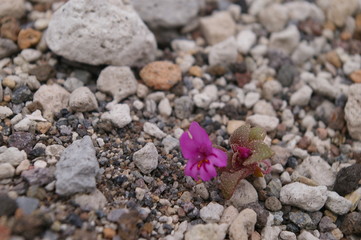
left=69, top=87, right=98, bottom=112
left=269, top=25, right=300, bottom=54
left=282, top=109, right=294, bottom=128
left=262, top=80, right=282, bottom=100
left=73, top=189, right=107, bottom=211
left=0, top=106, right=13, bottom=119
left=343, top=59, right=360, bottom=75
left=0, top=163, right=15, bottom=179
left=158, top=98, right=172, bottom=117
left=33, top=84, right=70, bottom=121
left=285, top=1, right=325, bottom=22
left=0, top=0, right=25, bottom=18
left=228, top=180, right=258, bottom=209
left=259, top=4, right=288, bottom=32
left=15, top=159, right=30, bottom=175
left=143, top=122, right=166, bottom=139
left=229, top=208, right=257, bottom=240
left=327, top=0, right=358, bottom=27
left=194, top=183, right=209, bottom=200
left=101, top=104, right=132, bottom=128
left=200, top=202, right=224, bottom=223
left=279, top=231, right=296, bottom=240
left=246, top=114, right=279, bottom=132
left=220, top=205, right=238, bottom=225
left=184, top=223, right=228, bottom=240
left=291, top=42, right=315, bottom=64
left=34, top=160, right=47, bottom=169
left=133, top=142, right=158, bottom=174
left=306, top=74, right=338, bottom=99
left=131, top=0, right=203, bottom=28
left=64, top=77, right=84, bottom=92
left=21, top=49, right=42, bottom=62
left=298, top=230, right=319, bottom=240
left=295, top=156, right=336, bottom=187
left=253, top=100, right=276, bottom=116
left=200, top=11, right=236, bottom=45
left=236, top=29, right=256, bottom=54
left=261, top=226, right=282, bottom=240
left=171, top=39, right=197, bottom=53
left=325, top=191, right=352, bottom=215
left=162, top=135, right=178, bottom=154
left=280, top=172, right=291, bottom=185
left=208, top=37, right=238, bottom=66
left=46, top=0, right=157, bottom=66
left=280, top=182, right=328, bottom=211
left=0, top=147, right=27, bottom=167
left=345, top=84, right=361, bottom=140
left=290, top=85, right=313, bottom=106
left=14, top=117, right=32, bottom=132
left=133, top=100, right=144, bottom=110
left=97, top=66, right=138, bottom=102
left=194, top=84, right=218, bottom=109
left=244, top=92, right=260, bottom=109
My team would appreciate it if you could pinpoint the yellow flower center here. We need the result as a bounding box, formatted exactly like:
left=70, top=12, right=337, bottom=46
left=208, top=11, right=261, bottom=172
left=197, top=159, right=209, bottom=169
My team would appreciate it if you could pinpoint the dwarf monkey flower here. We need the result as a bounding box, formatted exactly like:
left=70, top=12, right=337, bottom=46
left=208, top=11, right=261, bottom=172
left=179, top=122, right=227, bottom=181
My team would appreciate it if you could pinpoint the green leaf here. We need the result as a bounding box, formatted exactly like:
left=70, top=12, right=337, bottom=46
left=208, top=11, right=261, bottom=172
left=219, top=169, right=251, bottom=200
left=243, top=142, right=274, bottom=165
left=249, top=126, right=266, bottom=141
left=229, top=124, right=250, bottom=148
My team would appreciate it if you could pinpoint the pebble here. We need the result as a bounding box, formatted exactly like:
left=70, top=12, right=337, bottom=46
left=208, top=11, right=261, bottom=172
left=260, top=226, right=282, bottom=240
left=280, top=182, right=328, bottom=211
left=8, top=132, right=35, bottom=154
left=326, top=0, right=358, bottom=27
left=219, top=205, right=238, bottom=225
left=259, top=3, right=288, bottom=32
left=290, top=85, right=313, bottom=106
left=0, top=0, right=25, bottom=19
left=28, top=64, right=56, bottom=82
left=291, top=42, right=315, bottom=64
left=333, top=164, right=361, bottom=196
left=184, top=223, right=228, bottom=240
left=262, top=80, right=282, bottom=100
left=33, top=84, right=70, bottom=121
left=345, top=84, right=361, bottom=140
left=297, top=230, right=319, bottom=240
left=200, top=202, right=224, bottom=223
left=236, top=29, right=256, bottom=54
left=253, top=100, right=276, bottom=117
left=0, top=106, right=13, bottom=119
left=0, top=193, right=17, bottom=216
left=15, top=159, right=30, bottom=175
left=277, top=63, right=298, bottom=87
left=340, top=212, right=361, bottom=235
left=63, top=77, right=84, bottom=92
left=226, top=120, right=245, bottom=135
left=2, top=76, right=18, bottom=89
left=17, top=28, right=42, bottom=49
left=21, top=168, right=54, bottom=186
left=289, top=211, right=314, bottom=229
left=228, top=208, right=257, bottom=240
left=199, top=11, right=236, bottom=45
left=34, top=160, right=47, bottom=169
left=73, top=189, right=107, bottom=211
left=0, top=38, right=18, bottom=58
left=319, top=216, right=337, bottom=232
left=55, top=136, right=99, bottom=196
left=97, top=66, right=137, bottom=102
left=228, top=180, right=258, bottom=209
left=246, top=114, right=279, bottom=132
left=143, top=122, right=166, bottom=139
left=158, top=98, right=172, bottom=117
left=325, top=191, right=352, bottom=215
left=16, top=196, right=39, bottom=215
left=12, top=85, right=33, bottom=104
left=140, top=61, right=181, bottom=90
left=69, top=87, right=98, bottom=112
left=20, top=49, right=42, bottom=62
left=174, top=96, right=193, bottom=119
left=100, top=104, right=132, bottom=128
left=350, top=70, right=361, bottom=83
left=46, top=0, right=156, bottom=66
left=133, top=142, right=159, bottom=174
left=325, top=51, right=342, bottom=68
left=162, top=135, right=178, bottom=154
left=265, top=196, right=282, bottom=212
left=244, top=92, right=260, bottom=108
left=208, top=37, right=237, bottom=66
left=279, top=231, right=296, bottom=240
left=194, top=85, right=218, bottom=109
left=269, top=25, right=300, bottom=54
left=0, top=163, right=15, bottom=179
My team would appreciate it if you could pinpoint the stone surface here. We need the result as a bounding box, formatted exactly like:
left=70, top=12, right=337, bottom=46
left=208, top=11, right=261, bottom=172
left=16, top=197, right=39, bottom=215
left=289, top=211, right=313, bottom=229
left=174, top=96, right=193, bottom=119
left=184, top=223, right=228, bottom=240
left=219, top=205, right=238, bottom=225
left=97, top=66, right=137, bottom=102
left=0, top=38, right=18, bottom=58
left=340, top=212, right=361, bottom=235
left=131, top=0, right=202, bottom=28
left=55, top=136, right=99, bottom=196
left=73, top=189, right=107, bottom=211
left=236, top=29, right=256, bottom=54
left=298, top=230, right=318, bottom=240
left=133, top=143, right=158, bottom=174
left=259, top=4, right=288, bottom=32
left=8, top=132, right=35, bottom=154
left=0, top=163, right=15, bottom=179
left=0, top=193, right=17, bottom=217
left=208, top=37, right=237, bottom=66
left=18, top=28, right=42, bottom=49
left=229, top=208, right=257, bottom=240
left=21, top=168, right=54, bottom=186
left=325, top=191, right=352, bottom=215
left=100, top=104, right=132, bottom=128
left=33, top=84, right=70, bottom=121
left=140, top=61, right=181, bottom=90
left=229, top=180, right=258, bottom=209
left=46, top=0, right=157, bottom=66
left=200, top=202, right=224, bottom=223
left=69, top=87, right=98, bottom=112
left=246, top=114, right=279, bottom=132
left=280, top=182, right=328, bottom=211
left=143, top=122, right=166, bottom=139
left=269, top=25, right=300, bottom=54
left=345, top=84, right=361, bottom=140
left=260, top=226, right=282, bottom=240
left=290, top=85, right=313, bottom=106
left=162, top=135, right=178, bottom=154
left=326, top=0, right=358, bottom=27
left=200, top=11, right=236, bottom=45
left=0, top=0, right=25, bottom=19
left=0, top=147, right=26, bottom=167
left=333, top=164, right=361, bottom=196
left=265, top=196, right=282, bottom=212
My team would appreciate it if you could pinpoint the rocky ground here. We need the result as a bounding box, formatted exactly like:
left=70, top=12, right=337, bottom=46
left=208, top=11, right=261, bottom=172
left=1, top=0, right=361, bottom=239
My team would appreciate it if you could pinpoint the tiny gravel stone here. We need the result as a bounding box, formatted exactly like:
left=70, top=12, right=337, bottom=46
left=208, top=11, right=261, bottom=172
left=0, top=163, right=15, bottom=179
left=174, top=96, right=193, bottom=119
left=267, top=178, right=282, bottom=198
left=325, top=191, right=352, bottom=215
left=143, top=122, right=166, bottom=139
left=158, top=98, right=172, bottom=117
left=69, top=87, right=98, bottom=112
left=246, top=114, right=279, bottom=132
left=229, top=180, right=258, bottom=209
left=184, top=223, right=228, bottom=240
left=290, top=85, right=313, bottom=106
left=289, top=211, right=314, bottom=229
left=229, top=208, right=257, bottom=240
left=277, top=63, right=298, bottom=87
left=101, top=104, right=132, bottom=128
left=259, top=4, right=288, bottom=32
left=16, top=197, right=39, bottom=215
left=280, top=182, right=328, bottom=212
left=0, top=38, right=18, bottom=58
left=244, top=92, right=260, bottom=108
left=269, top=25, right=300, bottom=54
left=236, top=29, right=256, bottom=54
left=140, top=61, right=181, bottom=90
left=133, top=142, right=158, bottom=174
left=55, top=136, right=99, bottom=196
left=162, top=135, right=178, bottom=154
left=200, top=202, right=224, bottom=223
left=265, top=196, right=282, bottom=212
left=219, top=205, right=238, bottom=225
left=64, top=77, right=84, bottom=92
left=74, top=189, right=107, bottom=211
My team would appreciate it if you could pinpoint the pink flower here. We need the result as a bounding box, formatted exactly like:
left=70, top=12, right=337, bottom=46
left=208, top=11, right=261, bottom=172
left=180, top=122, right=227, bottom=181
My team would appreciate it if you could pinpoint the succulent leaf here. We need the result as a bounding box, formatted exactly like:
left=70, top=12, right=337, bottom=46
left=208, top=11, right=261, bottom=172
left=219, top=169, right=251, bottom=200
left=229, top=124, right=250, bottom=151
left=243, top=141, right=273, bottom=165
left=249, top=126, right=266, bottom=141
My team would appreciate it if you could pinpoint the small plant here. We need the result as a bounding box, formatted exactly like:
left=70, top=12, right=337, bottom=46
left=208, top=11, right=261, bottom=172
left=180, top=122, right=273, bottom=199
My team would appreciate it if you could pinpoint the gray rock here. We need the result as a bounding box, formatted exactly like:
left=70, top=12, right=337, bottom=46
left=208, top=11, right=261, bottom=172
left=228, top=180, right=258, bottom=209
left=63, top=77, right=84, bottom=92
left=289, top=211, right=314, bottom=229
left=291, top=42, right=315, bottom=64
left=131, top=0, right=203, bottom=28
left=162, top=135, right=178, bottom=154
left=277, top=63, right=298, bottom=87
left=133, top=142, right=158, bottom=174
left=253, top=100, right=276, bottom=116
left=280, top=182, right=327, bottom=212
left=298, top=230, right=318, bottom=240
left=107, top=208, right=129, bottom=222
left=261, top=226, right=282, bottom=240
left=174, top=96, right=193, bottom=119
left=345, top=84, right=361, bottom=141
left=305, top=73, right=338, bottom=99
left=229, top=208, right=257, bottom=240
left=246, top=114, right=279, bottom=132
left=259, top=3, right=288, bottom=32
left=184, top=223, right=228, bottom=240
left=73, top=189, right=107, bottom=211
left=55, top=136, right=99, bottom=196
left=46, top=0, right=157, bottom=66
left=21, top=168, right=55, bottom=186
left=262, top=80, right=282, bottom=100
left=0, top=147, right=26, bottom=166
left=16, top=197, right=39, bottom=215
left=0, top=0, right=25, bottom=18
left=69, top=87, right=98, bottom=112
left=219, top=205, right=238, bottom=225
left=200, top=11, right=236, bottom=45
left=269, top=25, right=300, bottom=54
left=325, top=191, right=352, bottom=215
left=101, top=104, right=132, bottom=128
left=208, top=37, right=237, bottom=66
left=0, top=193, right=17, bottom=217
left=279, top=231, right=296, bottom=240
left=143, top=122, right=166, bottom=139
left=290, top=85, right=313, bottom=106
left=97, top=66, right=137, bottom=102
left=193, top=85, right=218, bottom=109
left=200, top=202, right=224, bottom=223
left=21, top=49, right=42, bottom=62
left=0, top=163, right=15, bottom=179
left=267, top=178, right=282, bottom=198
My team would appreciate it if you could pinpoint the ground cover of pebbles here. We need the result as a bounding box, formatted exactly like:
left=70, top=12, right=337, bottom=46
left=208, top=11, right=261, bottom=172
left=1, top=0, right=361, bottom=240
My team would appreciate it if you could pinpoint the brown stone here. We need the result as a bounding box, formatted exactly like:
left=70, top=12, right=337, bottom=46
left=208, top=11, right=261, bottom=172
left=140, top=61, right=181, bottom=90
left=350, top=70, right=361, bottom=83
left=340, top=31, right=352, bottom=41
left=235, top=72, right=251, bottom=88
left=17, top=28, right=42, bottom=49
left=188, top=65, right=202, bottom=77
left=29, top=64, right=56, bottom=82
left=340, top=212, right=361, bottom=235
left=328, top=107, right=345, bottom=130
left=103, top=228, right=116, bottom=239
left=354, top=13, right=361, bottom=40
left=0, top=17, right=20, bottom=41
left=325, top=51, right=342, bottom=68
left=36, top=122, right=51, bottom=134
left=316, top=128, right=328, bottom=140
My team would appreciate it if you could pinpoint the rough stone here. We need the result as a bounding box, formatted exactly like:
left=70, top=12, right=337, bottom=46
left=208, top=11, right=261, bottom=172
left=260, top=226, right=282, bottom=240
left=229, top=208, right=257, bottom=240
left=73, top=189, right=107, bottom=211
left=219, top=205, right=238, bottom=225
left=200, top=202, right=224, bottom=223
left=236, top=29, right=256, bottom=54
left=345, top=84, right=361, bottom=141
left=133, top=143, right=158, bottom=174
left=100, top=104, right=132, bottom=128
left=333, top=164, right=361, bottom=196
left=21, top=168, right=54, bottom=186
left=16, top=197, right=39, bottom=215
left=229, top=180, right=258, bottom=209
left=0, top=147, right=27, bottom=167
left=17, top=28, right=42, bottom=49
left=290, top=85, right=313, bottom=106
left=327, top=0, right=358, bottom=27
left=269, top=25, right=300, bottom=54
left=184, top=223, right=228, bottom=240
left=0, top=0, right=25, bottom=19
left=0, top=193, right=17, bottom=216
left=246, top=114, right=279, bottom=132
left=340, top=212, right=361, bottom=235
left=143, top=122, right=166, bottom=139
left=140, top=61, right=181, bottom=90
left=289, top=211, right=314, bottom=229
left=174, top=96, right=193, bottom=119
left=259, top=4, right=288, bottom=32
left=0, top=163, right=15, bottom=179
left=69, top=87, right=98, bottom=112
left=208, top=37, right=237, bottom=67
left=325, top=191, right=352, bottom=215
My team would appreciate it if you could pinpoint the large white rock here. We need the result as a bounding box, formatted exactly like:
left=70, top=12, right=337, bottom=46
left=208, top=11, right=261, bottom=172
left=290, top=85, right=313, bottom=106
left=280, top=182, right=328, bottom=212
left=345, top=84, right=361, bottom=141
left=236, top=29, right=257, bottom=54
left=325, top=191, right=352, bottom=215
left=46, top=0, right=157, bottom=66
left=131, top=0, right=203, bottom=28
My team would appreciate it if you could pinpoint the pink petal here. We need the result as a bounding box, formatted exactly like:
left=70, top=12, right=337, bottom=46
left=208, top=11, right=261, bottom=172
left=199, top=163, right=217, bottom=181
left=189, top=122, right=212, bottom=152
left=184, top=161, right=199, bottom=180
left=208, top=148, right=228, bottom=167
left=179, top=131, right=199, bottom=160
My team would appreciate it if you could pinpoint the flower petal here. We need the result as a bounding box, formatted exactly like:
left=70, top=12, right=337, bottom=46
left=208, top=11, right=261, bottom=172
left=189, top=122, right=212, bottom=152
left=199, top=163, right=217, bottom=181
left=208, top=148, right=228, bottom=167
left=179, top=131, right=199, bottom=160
left=184, top=161, right=199, bottom=180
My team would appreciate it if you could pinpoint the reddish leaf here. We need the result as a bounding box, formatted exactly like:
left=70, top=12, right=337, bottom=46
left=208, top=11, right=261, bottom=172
left=219, top=169, right=251, bottom=200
